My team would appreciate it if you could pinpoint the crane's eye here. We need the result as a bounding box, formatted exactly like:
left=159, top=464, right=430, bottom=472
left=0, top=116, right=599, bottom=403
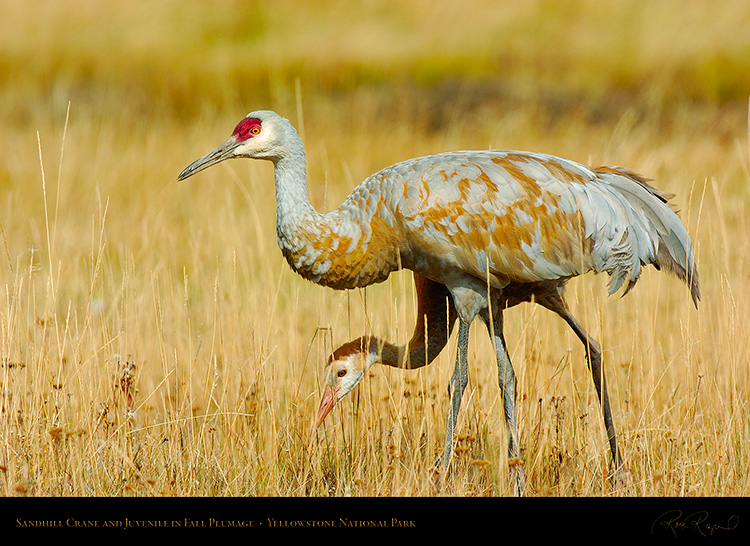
left=337, top=369, right=347, bottom=378
left=232, top=117, right=262, bottom=141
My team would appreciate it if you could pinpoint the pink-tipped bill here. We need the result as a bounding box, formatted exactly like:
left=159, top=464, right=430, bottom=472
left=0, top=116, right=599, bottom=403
left=315, top=386, right=337, bottom=429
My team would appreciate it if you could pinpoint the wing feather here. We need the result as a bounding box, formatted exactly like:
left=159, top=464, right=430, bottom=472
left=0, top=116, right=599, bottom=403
left=301, top=150, right=698, bottom=305
left=373, top=151, right=698, bottom=303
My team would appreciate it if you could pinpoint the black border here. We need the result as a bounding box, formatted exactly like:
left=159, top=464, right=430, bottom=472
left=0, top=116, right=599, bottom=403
left=2, top=496, right=748, bottom=540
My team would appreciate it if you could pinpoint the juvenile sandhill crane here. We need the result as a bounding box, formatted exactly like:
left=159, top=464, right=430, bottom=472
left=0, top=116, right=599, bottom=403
left=320, top=274, right=458, bottom=382
left=178, top=110, right=700, bottom=495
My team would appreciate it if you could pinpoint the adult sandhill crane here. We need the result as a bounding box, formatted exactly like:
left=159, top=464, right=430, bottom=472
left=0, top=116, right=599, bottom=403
left=178, top=110, right=700, bottom=495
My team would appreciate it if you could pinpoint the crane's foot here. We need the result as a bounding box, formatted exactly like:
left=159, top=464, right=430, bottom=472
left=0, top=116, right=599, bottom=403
left=433, top=451, right=449, bottom=471
left=609, top=465, right=633, bottom=492
left=508, top=457, right=525, bottom=497
left=429, top=456, right=448, bottom=494
left=428, top=444, right=457, bottom=493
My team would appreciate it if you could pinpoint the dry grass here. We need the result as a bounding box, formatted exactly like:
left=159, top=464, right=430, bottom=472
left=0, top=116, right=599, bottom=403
left=0, top=0, right=749, bottom=497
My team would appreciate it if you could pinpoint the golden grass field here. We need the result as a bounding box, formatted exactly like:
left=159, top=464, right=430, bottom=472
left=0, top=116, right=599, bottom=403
left=1, top=0, right=749, bottom=498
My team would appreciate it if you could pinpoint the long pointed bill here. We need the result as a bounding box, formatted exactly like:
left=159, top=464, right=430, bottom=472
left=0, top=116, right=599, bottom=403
left=177, top=136, right=241, bottom=181
left=314, top=386, right=338, bottom=429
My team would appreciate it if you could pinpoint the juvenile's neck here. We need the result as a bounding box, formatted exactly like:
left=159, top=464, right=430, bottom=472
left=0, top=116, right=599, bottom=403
left=364, top=336, right=430, bottom=370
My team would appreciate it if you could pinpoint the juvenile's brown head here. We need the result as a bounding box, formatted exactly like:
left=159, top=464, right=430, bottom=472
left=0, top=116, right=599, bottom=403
left=314, top=337, right=381, bottom=428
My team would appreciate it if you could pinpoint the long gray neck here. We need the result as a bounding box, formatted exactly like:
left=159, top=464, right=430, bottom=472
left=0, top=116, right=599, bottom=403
left=271, top=131, right=322, bottom=244
left=267, top=117, right=402, bottom=290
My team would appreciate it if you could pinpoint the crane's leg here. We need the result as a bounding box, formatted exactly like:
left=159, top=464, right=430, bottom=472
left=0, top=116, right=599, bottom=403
left=440, top=319, right=470, bottom=470
left=481, top=306, right=525, bottom=496
left=539, top=293, right=622, bottom=472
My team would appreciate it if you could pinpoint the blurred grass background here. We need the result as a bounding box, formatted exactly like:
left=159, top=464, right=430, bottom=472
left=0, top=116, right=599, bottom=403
left=0, top=0, right=748, bottom=496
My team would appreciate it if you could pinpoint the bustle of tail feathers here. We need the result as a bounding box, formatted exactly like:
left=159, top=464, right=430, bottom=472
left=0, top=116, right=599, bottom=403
left=595, top=166, right=700, bottom=307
